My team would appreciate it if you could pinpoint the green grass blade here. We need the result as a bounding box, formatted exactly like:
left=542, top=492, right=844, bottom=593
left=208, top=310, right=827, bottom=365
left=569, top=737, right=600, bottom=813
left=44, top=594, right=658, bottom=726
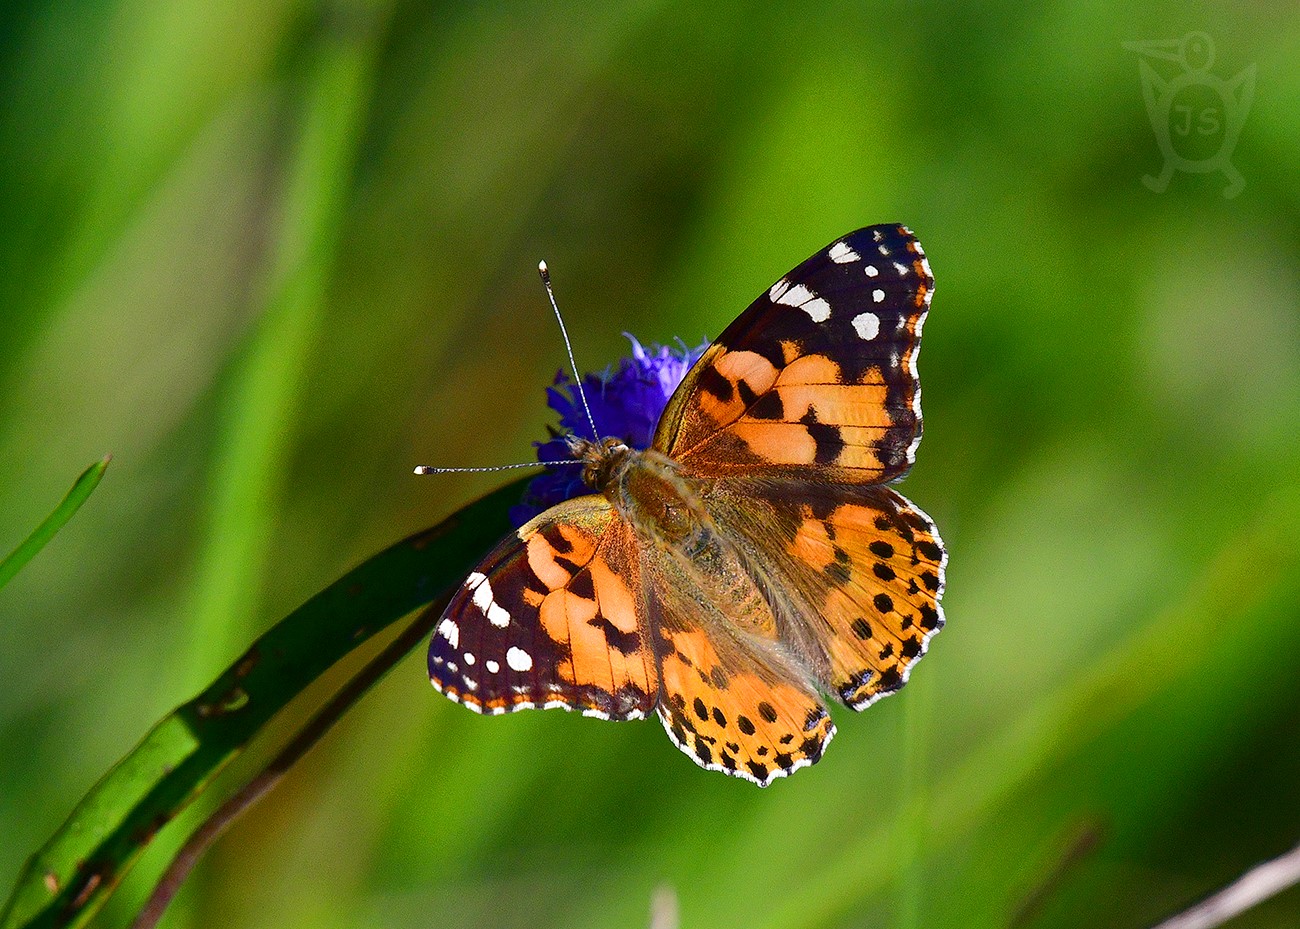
left=0, top=476, right=527, bottom=929
left=0, top=456, right=110, bottom=593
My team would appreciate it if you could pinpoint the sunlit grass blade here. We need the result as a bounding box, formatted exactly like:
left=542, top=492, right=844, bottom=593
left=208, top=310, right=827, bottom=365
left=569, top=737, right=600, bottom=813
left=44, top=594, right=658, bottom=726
left=0, top=477, right=526, bottom=929
left=0, top=455, right=110, bottom=593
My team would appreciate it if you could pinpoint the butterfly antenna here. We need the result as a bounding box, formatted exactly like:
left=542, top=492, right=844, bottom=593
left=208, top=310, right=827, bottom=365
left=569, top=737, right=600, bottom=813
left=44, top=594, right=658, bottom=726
left=538, top=260, right=600, bottom=440
left=414, top=460, right=582, bottom=475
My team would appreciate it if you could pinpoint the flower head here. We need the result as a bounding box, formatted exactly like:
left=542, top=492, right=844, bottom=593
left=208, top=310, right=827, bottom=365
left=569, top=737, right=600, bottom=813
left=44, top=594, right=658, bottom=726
left=510, top=335, right=708, bottom=526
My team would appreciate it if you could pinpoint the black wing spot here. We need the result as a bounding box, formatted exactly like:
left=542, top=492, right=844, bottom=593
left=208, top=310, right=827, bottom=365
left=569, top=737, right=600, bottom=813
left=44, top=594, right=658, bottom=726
left=569, top=571, right=595, bottom=601
left=541, top=526, right=574, bottom=554
left=737, top=715, right=756, bottom=735
left=758, top=701, right=778, bottom=723
left=799, top=408, right=845, bottom=465
left=698, top=365, right=733, bottom=403
left=736, top=379, right=760, bottom=408
left=873, top=593, right=894, bottom=613
left=693, top=697, right=709, bottom=721
left=587, top=615, right=641, bottom=655
left=918, top=541, right=943, bottom=562
left=869, top=541, right=894, bottom=559
left=851, top=618, right=873, bottom=640
left=748, top=390, right=785, bottom=420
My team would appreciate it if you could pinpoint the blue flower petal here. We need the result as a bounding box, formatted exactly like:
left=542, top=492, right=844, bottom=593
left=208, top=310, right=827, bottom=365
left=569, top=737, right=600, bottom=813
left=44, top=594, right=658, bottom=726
left=512, top=335, right=708, bottom=525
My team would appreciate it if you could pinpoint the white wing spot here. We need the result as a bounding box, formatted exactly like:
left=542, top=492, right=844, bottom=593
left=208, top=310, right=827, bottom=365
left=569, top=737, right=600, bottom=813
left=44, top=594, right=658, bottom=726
left=469, top=573, right=511, bottom=627
left=772, top=281, right=831, bottom=323
left=799, top=296, right=832, bottom=323
left=470, top=576, right=493, bottom=611
left=872, top=289, right=886, bottom=303
left=485, top=659, right=500, bottom=673
left=877, top=244, right=890, bottom=256
left=852, top=312, right=881, bottom=341
left=506, top=647, right=533, bottom=672
left=437, top=618, right=459, bottom=649
left=829, top=241, right=859, bottom=263
left=865, top=265, right=879, bottom=277
left=893, top=261, right=909, bottom=276
left=464, top=652, right=475, bottom=665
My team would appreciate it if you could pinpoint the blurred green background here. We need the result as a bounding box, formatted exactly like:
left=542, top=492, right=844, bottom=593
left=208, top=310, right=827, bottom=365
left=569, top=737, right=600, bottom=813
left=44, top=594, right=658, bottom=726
left=2, top=1, right=1299, bottom=927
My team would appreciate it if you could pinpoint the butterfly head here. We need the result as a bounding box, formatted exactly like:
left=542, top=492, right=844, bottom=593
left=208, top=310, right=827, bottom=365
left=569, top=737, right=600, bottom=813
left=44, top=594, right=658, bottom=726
left=564, top=433, right=633, bottom=492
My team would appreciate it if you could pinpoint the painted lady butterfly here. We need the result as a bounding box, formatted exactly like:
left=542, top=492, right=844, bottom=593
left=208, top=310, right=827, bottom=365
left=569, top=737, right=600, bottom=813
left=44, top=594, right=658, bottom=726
left=429, top=225, right=946, bottom=786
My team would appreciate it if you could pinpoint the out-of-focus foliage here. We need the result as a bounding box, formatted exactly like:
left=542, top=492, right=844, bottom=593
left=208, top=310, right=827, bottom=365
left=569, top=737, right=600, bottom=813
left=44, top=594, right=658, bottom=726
left=0, top=2, right=1297, bottom=928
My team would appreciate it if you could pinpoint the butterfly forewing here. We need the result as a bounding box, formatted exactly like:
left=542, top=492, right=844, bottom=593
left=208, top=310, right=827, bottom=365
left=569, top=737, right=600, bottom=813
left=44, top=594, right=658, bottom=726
left=430, top=495, right=658, bottom=719
left=654, top=224, right=932, bottom=483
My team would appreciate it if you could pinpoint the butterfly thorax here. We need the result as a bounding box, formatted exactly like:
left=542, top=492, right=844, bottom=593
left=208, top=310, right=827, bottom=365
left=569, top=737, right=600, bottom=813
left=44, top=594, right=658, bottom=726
left=569, top=436, right=705, bottom=546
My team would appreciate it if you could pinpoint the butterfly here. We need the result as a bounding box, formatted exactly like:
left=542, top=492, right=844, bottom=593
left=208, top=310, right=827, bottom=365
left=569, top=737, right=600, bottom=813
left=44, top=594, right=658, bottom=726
left=428, top=225, right=945, bottom=786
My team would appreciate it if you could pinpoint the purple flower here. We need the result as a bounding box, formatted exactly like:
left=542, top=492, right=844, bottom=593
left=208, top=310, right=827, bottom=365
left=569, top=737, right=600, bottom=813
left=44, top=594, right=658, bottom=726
left=510, top=335, right=708, bottom=526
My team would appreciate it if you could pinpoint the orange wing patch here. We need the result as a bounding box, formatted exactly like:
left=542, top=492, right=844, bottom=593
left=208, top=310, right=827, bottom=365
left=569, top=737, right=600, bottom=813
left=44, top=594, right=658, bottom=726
left=431, top=496, right=658, bottom=720
left=653, top=616, right=835, bottom=787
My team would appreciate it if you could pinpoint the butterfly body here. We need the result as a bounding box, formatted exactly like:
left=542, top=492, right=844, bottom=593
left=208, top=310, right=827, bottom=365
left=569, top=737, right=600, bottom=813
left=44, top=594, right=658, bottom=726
left=430, top=224, right=946, bottom=786
left=571, top=435, right=781, bottom=647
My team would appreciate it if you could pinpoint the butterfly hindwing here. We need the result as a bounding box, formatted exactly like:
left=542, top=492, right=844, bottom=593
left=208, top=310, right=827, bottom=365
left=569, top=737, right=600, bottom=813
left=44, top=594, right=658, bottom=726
left=703, top=477, right=947, bottom=710
left=654, top=225, right=933, bottom=483
left=648, top=580, right=836, bottom=787
left=430, top=495, right=658, bottom=719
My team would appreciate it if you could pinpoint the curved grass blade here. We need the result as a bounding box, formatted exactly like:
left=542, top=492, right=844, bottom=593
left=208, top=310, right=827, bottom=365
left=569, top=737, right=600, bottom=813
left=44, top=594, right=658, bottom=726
left=0, top=456, right=110, bottom=593
left=0, top=476, right=528, bottom=929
